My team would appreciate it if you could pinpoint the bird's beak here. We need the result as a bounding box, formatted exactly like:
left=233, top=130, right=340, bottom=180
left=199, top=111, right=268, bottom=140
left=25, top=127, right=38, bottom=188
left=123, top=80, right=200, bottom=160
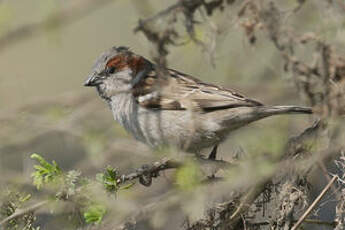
left=84, top=74, right=101, bottom=87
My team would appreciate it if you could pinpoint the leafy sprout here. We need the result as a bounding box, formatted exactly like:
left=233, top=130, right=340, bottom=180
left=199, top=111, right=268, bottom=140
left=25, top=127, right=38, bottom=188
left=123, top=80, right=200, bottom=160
left=30, top=153, right=62, bottom=189
left=83, top=204, right=107, bottom=224
left=96, top=166, right=134, bottom=194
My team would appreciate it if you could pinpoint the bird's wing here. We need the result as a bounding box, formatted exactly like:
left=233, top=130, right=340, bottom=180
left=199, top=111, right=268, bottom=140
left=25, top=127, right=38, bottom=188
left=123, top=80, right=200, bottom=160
left=131, top=67, right=263, bottom=111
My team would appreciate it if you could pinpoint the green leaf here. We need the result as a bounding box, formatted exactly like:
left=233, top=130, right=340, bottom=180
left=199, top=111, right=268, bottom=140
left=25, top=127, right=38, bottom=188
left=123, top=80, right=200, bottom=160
left=98, top=166, right=119, bottom=193
left=30, top=153, right=62, bottom=189
left=119, top=182, right=135, bottom=190
left=19, top=194, right=31, bottom=203
left=97, top=166, right=135, bottom=194
left=83, top=205, right=106, bottom=224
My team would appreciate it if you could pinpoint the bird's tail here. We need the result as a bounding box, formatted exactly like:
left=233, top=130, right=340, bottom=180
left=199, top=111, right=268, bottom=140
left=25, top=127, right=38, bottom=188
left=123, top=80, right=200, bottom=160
left=219, top=105, right=312, bottom=131
left=256, top=105, right=312, bottom=116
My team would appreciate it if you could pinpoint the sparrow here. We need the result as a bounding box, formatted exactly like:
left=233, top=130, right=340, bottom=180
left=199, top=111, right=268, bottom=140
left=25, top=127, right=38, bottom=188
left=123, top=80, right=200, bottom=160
left=84, top=46, right=312, bottom=154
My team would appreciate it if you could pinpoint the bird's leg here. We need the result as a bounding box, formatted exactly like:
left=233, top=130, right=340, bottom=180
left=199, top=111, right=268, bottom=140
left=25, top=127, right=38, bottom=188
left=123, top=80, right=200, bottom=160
left=205, top=145, right=219, bottom=179
left=208, top=145, right=218, bottom=160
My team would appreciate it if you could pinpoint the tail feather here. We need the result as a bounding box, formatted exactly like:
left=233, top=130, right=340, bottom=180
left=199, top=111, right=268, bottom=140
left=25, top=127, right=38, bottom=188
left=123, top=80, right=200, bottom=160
left=218, top=105, right=312, bottom=132
left=257, top=105, right=313, bottom=116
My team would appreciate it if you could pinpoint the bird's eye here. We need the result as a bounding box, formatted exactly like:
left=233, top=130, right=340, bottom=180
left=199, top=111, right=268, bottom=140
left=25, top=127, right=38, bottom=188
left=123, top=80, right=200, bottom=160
left=107, top=66, right=116, bottom=74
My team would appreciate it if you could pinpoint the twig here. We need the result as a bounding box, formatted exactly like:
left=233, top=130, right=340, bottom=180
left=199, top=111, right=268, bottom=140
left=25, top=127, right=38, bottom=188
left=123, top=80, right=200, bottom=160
left=0, top=200, right=49, bottom=226
left=134, top=0, right=225, bottom=32
left=318, top=161, right=341, bottom=200
left=226, top=182, right=269, bottom=227
left=291, top=175, right=338, bottom=230
left=116, top=156, right=230, bottom=186
left=117, top=158, right=182, bottom=186
left=252, top=219, right=337, bottom=227
left=304, top=218, right=337, bottom=227
left=134, top=2, right=182, bottom=32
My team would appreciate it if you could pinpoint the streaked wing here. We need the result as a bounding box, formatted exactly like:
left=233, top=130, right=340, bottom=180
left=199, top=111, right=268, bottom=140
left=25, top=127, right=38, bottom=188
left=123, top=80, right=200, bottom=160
left=131, top=67, right=263, bottom=111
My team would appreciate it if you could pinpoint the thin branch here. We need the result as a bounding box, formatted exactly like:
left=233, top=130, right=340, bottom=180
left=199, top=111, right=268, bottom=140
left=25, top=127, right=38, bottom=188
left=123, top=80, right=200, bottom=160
left=304, top=218, right=337, bottom=227
left=291, top=175, right=338, bottom=230
left=116, top=158, right=182, bottom=187
left=229, top=185, right=264, bottom=221
left=134, top=0, right=226, bottom=32
left=116, top=157, right=230, bottom=186
left=318, top=161, right=341, bottom=200
left=252, top=218, right=337, bottom=227
left=134, top=2, right=182, bottom=32
left=134, top=0, right=228, bottom=63
left=0, top=200, right=49, bottom=226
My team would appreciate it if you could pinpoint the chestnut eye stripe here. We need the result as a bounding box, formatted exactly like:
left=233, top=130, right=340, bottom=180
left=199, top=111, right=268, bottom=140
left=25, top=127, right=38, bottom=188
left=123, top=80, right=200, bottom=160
left=106, top=56, right=121, bottom=67
left=105, top=56, right=128, bottom=72
left=105, top=55, right=145, bottom=72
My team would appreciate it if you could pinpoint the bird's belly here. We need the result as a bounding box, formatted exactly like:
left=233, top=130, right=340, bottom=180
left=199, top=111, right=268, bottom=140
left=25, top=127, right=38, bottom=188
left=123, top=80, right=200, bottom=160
left=119, top=108, right=222, bottom=152
left=109, top=96, right=225, bottom=152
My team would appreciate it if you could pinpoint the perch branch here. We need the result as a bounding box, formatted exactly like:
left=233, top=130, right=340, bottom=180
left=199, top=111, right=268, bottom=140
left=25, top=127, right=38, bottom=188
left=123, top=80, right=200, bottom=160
left=116, top=158, right=182, bottom=187
left=116, top=157, right=231, bottom=187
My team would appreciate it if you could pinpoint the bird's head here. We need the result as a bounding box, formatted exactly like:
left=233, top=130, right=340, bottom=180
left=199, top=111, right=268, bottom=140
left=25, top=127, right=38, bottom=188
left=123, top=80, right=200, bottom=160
left=84, top=46, right=151, bottom=100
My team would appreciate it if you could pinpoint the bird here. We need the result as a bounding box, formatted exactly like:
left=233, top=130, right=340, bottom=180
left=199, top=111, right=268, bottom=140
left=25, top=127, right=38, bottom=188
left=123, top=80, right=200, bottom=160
left=84, top=46, right=312, bottom=155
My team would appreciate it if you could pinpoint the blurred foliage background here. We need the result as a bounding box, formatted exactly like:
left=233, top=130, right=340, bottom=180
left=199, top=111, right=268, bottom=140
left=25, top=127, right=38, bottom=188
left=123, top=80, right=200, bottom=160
left=0, top=0, right=344, bottom=229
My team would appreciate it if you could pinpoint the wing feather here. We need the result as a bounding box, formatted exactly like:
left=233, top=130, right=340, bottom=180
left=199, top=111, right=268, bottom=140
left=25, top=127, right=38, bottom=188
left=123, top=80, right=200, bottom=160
left=132, top=67, right=263, bottom=111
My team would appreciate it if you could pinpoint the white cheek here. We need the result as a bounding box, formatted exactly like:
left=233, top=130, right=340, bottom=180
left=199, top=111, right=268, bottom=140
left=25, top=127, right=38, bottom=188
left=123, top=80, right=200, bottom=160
left=115, top=68, right=133, bottom=79
left=104, top=69, right=134, bottom=95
